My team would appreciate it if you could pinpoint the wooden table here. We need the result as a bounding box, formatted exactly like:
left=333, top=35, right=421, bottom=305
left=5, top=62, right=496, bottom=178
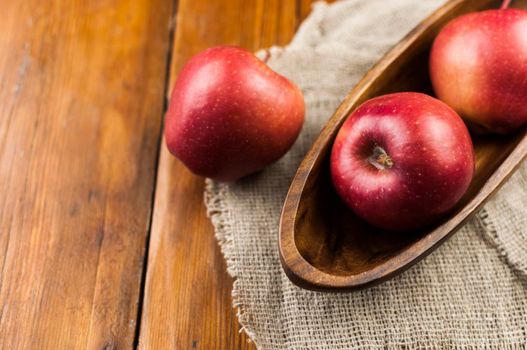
left=0, top=0, right=323, bottom=348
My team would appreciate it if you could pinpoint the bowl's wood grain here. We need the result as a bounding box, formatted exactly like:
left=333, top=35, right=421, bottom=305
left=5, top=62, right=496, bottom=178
left=279, top=0, right=527, bottom=292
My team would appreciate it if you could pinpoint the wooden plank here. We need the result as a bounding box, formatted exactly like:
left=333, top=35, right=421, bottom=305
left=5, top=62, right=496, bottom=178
left=0, top=0, right=174, bottom=348
left=138, top=0, right=322, bottom=349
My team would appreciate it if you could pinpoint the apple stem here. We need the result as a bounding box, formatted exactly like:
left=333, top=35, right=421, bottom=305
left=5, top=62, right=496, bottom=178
left=501, top=0, right=512, bottom=9
left=368, top=146, right=393, bottom=170
left=262, top=49, right=271, bottom=64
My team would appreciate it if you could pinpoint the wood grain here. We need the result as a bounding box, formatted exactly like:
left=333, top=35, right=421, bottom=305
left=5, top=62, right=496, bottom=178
left=0, top=0, right=174, bottom=348
left=138, top=0, right=326, bottom=349
left=279, top=0, right=527, bottom=292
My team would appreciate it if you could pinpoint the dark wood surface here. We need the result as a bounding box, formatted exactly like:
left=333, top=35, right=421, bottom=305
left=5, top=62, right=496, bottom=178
left=0, top=0, right=174, bottom=348
left=0, top=0, right=324, bottom=349
left=2, top=0, right=523, bottom=347
left=279, top=0, right=527, bottom=292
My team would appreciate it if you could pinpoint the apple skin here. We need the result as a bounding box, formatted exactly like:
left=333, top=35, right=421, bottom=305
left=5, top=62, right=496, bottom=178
left=330, top=92, right=475, bottom=231
left=165, top=46, right=304, bottom=181
left=430, top=8, right=527, bottom=134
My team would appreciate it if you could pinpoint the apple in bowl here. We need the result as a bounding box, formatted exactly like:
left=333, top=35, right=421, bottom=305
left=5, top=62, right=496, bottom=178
left=430, top=3, right=527, bottom=134
left=330, top=92, right=475, bottom=231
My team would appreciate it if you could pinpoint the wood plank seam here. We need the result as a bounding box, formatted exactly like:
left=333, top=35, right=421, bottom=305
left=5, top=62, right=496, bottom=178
left=133, top=0, right=181, bottom=348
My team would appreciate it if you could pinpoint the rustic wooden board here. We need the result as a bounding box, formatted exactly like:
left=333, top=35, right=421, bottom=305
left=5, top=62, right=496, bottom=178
left=138, top=0, right=325, bottom=349
left=0, top=0, right=174, bottom=348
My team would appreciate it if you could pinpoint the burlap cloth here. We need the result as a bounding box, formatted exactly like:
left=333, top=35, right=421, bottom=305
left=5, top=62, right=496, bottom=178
left=204, top=1, right=527, bottom=348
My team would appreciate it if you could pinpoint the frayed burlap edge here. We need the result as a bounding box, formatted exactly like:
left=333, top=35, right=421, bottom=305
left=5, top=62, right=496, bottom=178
left=204, top=179, right=260, bottom=346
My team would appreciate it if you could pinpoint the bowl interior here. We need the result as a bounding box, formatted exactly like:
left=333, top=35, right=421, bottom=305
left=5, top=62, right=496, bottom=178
left=293, top=0, right=526, bottom=278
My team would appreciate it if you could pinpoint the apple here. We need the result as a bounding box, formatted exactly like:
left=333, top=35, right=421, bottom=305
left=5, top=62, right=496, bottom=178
left=430, top=1, right=527, bottom=134
left=330, top=92, right=475, bottom=231
left=165, top=46, right=305, bottom=181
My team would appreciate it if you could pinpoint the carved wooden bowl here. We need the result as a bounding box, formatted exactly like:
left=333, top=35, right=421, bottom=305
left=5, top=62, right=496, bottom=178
left=279, top=0, right=527, bottom=291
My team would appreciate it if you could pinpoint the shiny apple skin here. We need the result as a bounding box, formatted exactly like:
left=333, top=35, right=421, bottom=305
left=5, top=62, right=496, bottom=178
left=430, top=8, right=527, bottom=134
left=165, top=46, right=305, bottom=181
left=330, top=93, right=475, bottom=231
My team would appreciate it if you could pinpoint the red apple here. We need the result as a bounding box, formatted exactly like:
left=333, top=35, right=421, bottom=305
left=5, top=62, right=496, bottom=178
left=430, top=3, right=527, bottom=134
left=330, top=92, right=475, bottom=230
left=165, top=46, right=304, bottom=181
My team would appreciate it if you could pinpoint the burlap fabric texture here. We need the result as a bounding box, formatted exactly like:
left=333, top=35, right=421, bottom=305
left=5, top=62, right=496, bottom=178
left=205, top=1, right=527, bottom=348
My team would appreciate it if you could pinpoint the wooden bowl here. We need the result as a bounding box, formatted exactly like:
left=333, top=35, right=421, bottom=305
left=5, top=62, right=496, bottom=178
left=279, top=0, right=527, bottom=292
